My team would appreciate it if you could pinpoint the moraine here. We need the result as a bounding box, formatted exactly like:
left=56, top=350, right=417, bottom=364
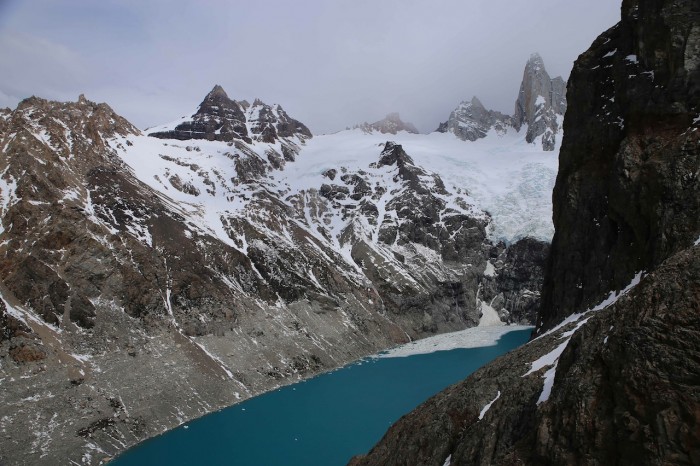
left=111, top=326, right=532, bottom=466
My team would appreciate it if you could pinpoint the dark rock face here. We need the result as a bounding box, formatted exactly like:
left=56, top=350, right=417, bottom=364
left=537, top=0, right=700, bottom=332
left=351, top=0, right=700, bottom=464
left=481, top=238, right=550, bottom=324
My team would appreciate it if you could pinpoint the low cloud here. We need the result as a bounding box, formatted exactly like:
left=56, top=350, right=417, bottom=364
left=0, top=0, right=621, bottom=133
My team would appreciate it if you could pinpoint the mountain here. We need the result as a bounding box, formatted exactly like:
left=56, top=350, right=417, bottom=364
left=0, top=82, right=556, bottom=463
left=437, top=54, right=566, bottom=150
left=350, top=0, right=699, bottom=464
left=148, top=85, right=312, bottom=146
left=353, top=112, right=420, bottom=134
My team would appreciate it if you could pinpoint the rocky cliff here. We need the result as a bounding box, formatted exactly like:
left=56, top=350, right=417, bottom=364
left=0, top=83, right=548, bottom=464
left=438, top=54, right=566, bottom=150
left=537, top=0, right=700, bottom=332
left=351, top=0, right=699, bottom=464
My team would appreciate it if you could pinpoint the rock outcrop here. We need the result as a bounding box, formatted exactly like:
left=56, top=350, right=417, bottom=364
left=480, top=238, right=550, bottom=325
left=350, top=0, right=700, bottom=464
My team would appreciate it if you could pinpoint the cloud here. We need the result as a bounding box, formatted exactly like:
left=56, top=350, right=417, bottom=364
left=0, top=30, right=90, bottom=104
left=0, top=0, right=621, bottom=133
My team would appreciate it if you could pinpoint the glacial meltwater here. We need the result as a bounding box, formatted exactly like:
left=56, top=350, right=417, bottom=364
left=112, top=327, right=532, bottom=466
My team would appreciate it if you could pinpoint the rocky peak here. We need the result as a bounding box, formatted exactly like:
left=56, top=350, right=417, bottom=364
left=376, top=141, right=415, bottom=168
left=148, top=85, right=311, bottom=145
left=513, top=53, right=567, bottom=150
left=436, top=96, right=512, bottom=141
left=205, top=84, right=229, bottom=102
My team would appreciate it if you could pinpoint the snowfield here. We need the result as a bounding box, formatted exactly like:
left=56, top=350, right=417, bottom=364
left=112, top=125, right=559, bottom=252
left=287, top=129, right=559, bottom=243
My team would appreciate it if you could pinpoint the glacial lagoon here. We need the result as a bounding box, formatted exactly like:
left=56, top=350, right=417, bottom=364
left=112, top=327, right=532, bottom=466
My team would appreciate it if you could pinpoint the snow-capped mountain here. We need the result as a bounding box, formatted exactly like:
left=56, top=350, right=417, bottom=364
left=0, top=75, right=556, bottom=462
left=148, top=85, right=312, bottom=147
left=437, top=53, right=566, bottom=150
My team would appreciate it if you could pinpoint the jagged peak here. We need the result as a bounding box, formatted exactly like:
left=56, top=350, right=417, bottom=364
left=148, top=85, right=311, bottom=143
left=205, top=84, right=229, bottom=101
left=377, top=141, right=414, bottom=167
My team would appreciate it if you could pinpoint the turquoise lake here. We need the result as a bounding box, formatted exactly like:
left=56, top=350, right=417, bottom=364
left=112, top=328, right=531, bottom=466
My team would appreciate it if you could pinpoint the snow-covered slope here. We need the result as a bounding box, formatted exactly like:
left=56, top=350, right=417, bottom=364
left=112, top=126, right=557, bottom=251
left=286, top=128, right=557, bottom=243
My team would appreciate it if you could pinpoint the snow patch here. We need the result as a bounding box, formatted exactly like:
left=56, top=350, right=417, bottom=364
left=524, top=339, right=570, bottom=376
left=537, top=365, right=557, bottom=404
left=525, top=272, right=645, bottom=405
left=478, top=390, right=501, bottom=420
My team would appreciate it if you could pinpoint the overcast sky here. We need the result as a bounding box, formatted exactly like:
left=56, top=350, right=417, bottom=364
left=0, top=0, right=620, bottom=134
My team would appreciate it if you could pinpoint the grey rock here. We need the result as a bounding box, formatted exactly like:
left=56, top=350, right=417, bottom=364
left=480, top=238, right=550, bottom=325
